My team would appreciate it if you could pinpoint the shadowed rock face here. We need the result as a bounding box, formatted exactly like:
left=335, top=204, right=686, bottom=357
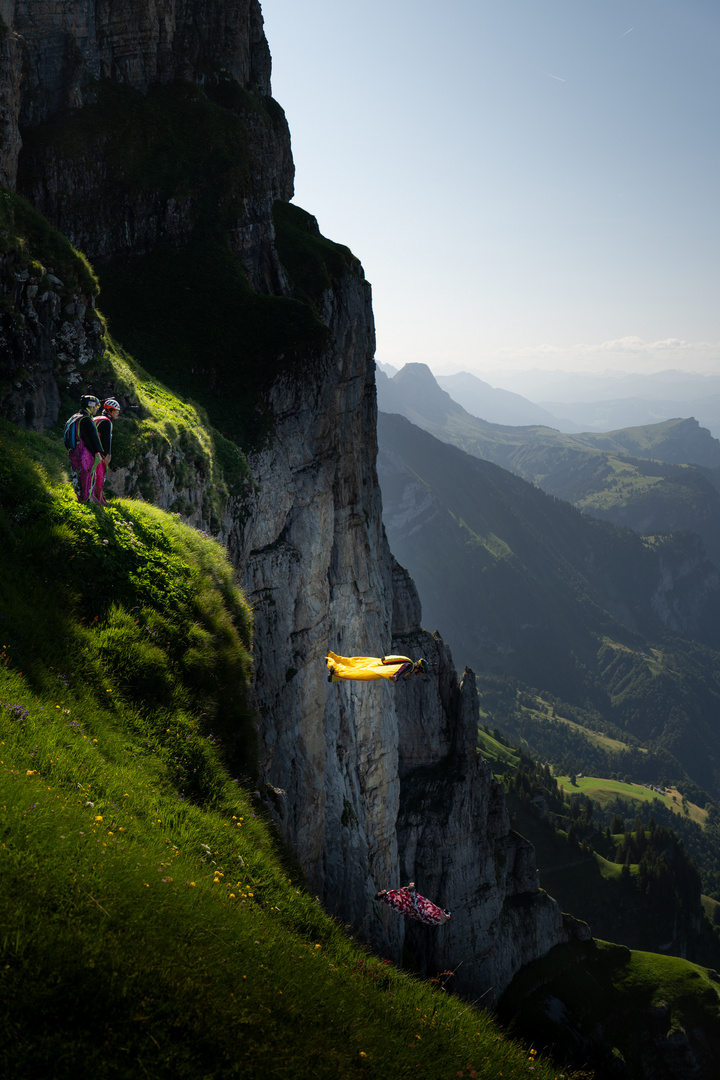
left=0, top=0, right=573, bottom=997
left=6, top=1, right=292, bottom=272
left=5, top=1, right=271, bottom=139
left=0, top=251, right=104, bottom=430
left=225, top=264, right=573, bottom=995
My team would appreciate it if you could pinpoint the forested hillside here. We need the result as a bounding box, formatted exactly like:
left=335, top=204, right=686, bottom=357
left=477, top=731, right=720, bottom=953
left=378, top=364, right=720, bottom=569
left=378, top=411, right=720, bottom=803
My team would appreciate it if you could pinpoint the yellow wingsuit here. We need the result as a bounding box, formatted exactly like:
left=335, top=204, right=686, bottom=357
left=326, top=652, right=427, bottom=683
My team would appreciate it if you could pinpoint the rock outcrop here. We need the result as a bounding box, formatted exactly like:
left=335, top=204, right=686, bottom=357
left=0, top=247, right=103, bottom=430
left=0, top=0, right=572, bottom=998
left=6, top=0, right=292, bottom=276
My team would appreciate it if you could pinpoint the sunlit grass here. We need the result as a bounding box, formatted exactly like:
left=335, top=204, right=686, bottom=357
left=555, top=775, right=707, bottom=826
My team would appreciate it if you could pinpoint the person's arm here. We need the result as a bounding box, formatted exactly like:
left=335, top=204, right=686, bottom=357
left=79, top=414, right=103, bottom=455
left=95, top=416, right=112, bottom=457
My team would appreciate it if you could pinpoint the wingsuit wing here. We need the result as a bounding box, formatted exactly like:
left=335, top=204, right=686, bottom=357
left=376, top=885, right=451, bottom=925
left=326, top=651, right=412, bottom=682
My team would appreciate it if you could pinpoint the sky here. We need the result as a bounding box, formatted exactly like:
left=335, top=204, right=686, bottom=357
left=261, top=0, right=720, bottom=383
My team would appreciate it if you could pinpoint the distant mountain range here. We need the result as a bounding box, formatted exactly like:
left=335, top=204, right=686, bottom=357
left=394, top=364, right=720, bottom=440
left=377, top=410, right=720, bottom=801
left=486, top=368, right=720, bottom=409
left=377, top=363, right=720, bottom=569
left=435, top=371, right=579, bottom=430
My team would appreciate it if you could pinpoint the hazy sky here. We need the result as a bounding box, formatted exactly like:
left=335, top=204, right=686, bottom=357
left=261, top=1, right=720, bottom=380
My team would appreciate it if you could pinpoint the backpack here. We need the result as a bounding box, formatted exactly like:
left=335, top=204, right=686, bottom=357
left=63, top=413, right=83, bottom=451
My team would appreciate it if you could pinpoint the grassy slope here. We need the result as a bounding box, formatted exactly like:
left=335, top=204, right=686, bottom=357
left=554, top=775, right=708, bottom=828
left=0, top=423, right=574, bottom=1080
left=3, top=115, right=571, bottom=1077
left=485, top=686, right=712, bottom=825
left=499, top=939, right=720, bottom=1077
left=476, top=728, right=521, bottom=776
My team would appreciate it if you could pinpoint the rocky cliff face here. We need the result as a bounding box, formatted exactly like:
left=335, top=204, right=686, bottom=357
left=0, top=247, right=104, bottom=429
left=0, top=2, right=22, bottom=189
left=219, top=263, right=576, bottom=994
left=1, top=0, right=292, bottom=429
left=6, top=0, right=292, bottom=282
left=0, top=0, right=573, bottom=997
left=4, top=0, right=272, bottom=146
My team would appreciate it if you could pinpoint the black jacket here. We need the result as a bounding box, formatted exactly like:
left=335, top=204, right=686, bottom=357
left=94, top=414, right=113, bottom=456
left=78, top=413, right=103, bottom=455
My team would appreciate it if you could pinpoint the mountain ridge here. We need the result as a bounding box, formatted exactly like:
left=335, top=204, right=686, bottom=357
left=378, top=409, right=720, bottom=801
left=377, top=363, right=720, bottom=568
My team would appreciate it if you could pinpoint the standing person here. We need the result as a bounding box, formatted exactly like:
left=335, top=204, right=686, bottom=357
left=64, top=394, right=104, bottom=503
left=92, top=398, right=121, bottom=506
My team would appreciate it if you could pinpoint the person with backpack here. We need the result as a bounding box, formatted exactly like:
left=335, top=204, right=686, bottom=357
left=91, top=398, right=121, bottom=506
left=64, top=394, right=105, bottom=503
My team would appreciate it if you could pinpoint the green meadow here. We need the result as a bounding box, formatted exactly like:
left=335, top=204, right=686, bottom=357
left=554, top=775, right=708, bottom=827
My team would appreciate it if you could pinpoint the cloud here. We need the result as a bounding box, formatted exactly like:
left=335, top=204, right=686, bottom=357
left=490, top=337, right=720, bottom=373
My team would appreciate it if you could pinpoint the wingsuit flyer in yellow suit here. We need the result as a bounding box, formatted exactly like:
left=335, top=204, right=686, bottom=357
left=326, top=652, right=427, bottom=683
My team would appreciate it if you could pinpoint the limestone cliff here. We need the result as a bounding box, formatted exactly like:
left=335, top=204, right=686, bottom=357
left=0, top=0, right=574, bottom=997
left=224, top=262, right=578, bottom=994
left=0, top=242, right=104, bottom=429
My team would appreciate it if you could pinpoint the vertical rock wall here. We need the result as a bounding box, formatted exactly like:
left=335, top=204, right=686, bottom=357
left=0, top=251, right=103, bottom=429
left=0, top=3, right=22, bottom=189
left=227, top=264, right=573, bottom=993
left=5, top=0, right=271, bottom=143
